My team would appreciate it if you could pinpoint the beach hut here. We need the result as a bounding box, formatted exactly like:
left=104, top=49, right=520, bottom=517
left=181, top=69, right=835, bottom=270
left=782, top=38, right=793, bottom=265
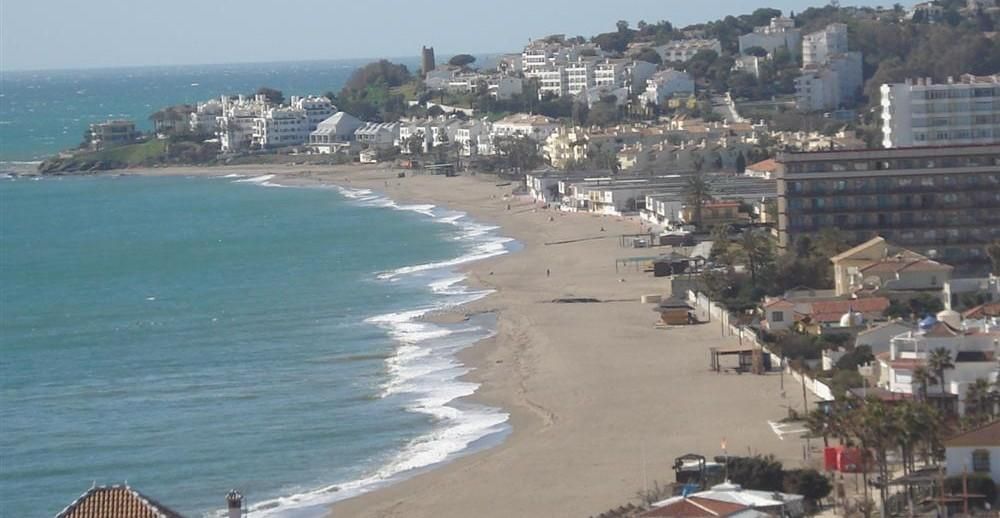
left=654, top=297, right=695, bottom=325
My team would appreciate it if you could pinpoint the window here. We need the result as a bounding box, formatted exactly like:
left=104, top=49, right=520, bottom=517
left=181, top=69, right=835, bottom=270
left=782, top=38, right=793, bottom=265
left=772, top=311, right=784, bottom=322
left=973, top=449, right=991, bottom=473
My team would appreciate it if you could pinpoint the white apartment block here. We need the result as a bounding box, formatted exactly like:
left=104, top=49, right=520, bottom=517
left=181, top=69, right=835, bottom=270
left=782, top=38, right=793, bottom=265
left=802, top=23, right=849, bottom=68
left=794, top=52, right=863, bottom=111
left=488, top=77, right=523, bottom=100
left=655, top=39, right=722, bottom=63
left=642, top=69, right=695, bottom=106
left=254, top=106, right=311, bottom=148
left=738, top=16, right=802, bottom=57
left=453, top=121, right=488, bottom=157
left=218, top=95, right=269, bottom=152
left=881, top=74, right=1000, bottom=148
left=526, top=67, right=568, bottom=97
left=291, top=96, right=336, bottom=128
left=190, top=99, right=223, bottom=134
left=565, top=60, right=596, bottom=95
left=492, top=113, right=559, bottom=141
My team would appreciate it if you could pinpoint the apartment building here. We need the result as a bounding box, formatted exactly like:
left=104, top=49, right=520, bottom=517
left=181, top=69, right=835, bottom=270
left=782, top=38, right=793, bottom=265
left=775, top=145, right=1000, bottom=264
left=794, top=52, right=863, bottom=111
left=190, top=99, right=223, bottom=134
left=802, top=23, right=849, bottom=67
left=526, top=66, right=568, bottom=97
left=738, top=16, right=801, bottom=57
left=655, top=39, right=722, bottom=63
left=881, top=74, right=1000, bottom=148
left=641, top=69, right=695, bottom=106
left=565, top=60, right=596, bottom=95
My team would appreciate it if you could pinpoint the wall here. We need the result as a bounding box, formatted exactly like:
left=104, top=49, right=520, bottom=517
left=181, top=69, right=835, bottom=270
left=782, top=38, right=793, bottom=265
left=945, top=445, right=1000, bottom=480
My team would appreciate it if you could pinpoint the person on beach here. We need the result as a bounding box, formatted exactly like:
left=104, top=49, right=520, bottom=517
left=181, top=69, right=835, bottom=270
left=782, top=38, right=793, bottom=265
left=546, top=268, right=550, bottom=277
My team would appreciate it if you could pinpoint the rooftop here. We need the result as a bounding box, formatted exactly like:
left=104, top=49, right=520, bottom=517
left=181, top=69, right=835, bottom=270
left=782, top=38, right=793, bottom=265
left=56, top=485, right=185, bottom=518
left=944, top=420, right=1000, bottom=447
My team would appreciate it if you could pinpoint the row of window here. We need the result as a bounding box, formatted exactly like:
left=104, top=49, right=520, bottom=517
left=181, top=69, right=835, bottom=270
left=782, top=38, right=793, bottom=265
left=923, top=87, right=998, bottom=100
left=786, top=173, right=1000, bottom=193
left=784, top=155, right=1000, bottom=174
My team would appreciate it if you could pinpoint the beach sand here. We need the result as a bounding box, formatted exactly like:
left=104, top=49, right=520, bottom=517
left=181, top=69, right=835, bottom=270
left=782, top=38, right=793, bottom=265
left=119, top=164, right=813, bottom=517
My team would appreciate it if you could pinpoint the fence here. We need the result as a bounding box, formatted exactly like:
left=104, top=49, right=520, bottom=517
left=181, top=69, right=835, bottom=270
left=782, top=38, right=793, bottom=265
left=686, top=289, right=836, bottom=402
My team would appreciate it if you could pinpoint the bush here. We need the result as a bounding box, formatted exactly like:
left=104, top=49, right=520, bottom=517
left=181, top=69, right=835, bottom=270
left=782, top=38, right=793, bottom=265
left=724, top=455, right=785, bottom=492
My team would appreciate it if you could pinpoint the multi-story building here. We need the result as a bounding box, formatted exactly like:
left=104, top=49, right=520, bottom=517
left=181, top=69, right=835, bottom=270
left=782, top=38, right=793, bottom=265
left=738, top=16, right=801, bottom=57
left=190, top=99, right=223, bottom=134
left=775, top=145, right=1000, bottom=264
left=565, top=60, right=596, bottom=95
left=488, top=77, right=523, bottom=100
left=641, top=69, right=695, bottom=106
left=253, top=106, right=311, bottom=148
left=802, top=23, right=849, bottom=67
left=794, top=52, right=863, bottom=111
left=881, top=74, right=1000, bottom=148
left=354, top=122, right=399, bottom=150
left=88, top=120, right=138, bottom=150
left=526, top=66, right=568, bottom=98
left=492, top=113, right=559, bottom=141
left=655, top=39, right=722, bottom=63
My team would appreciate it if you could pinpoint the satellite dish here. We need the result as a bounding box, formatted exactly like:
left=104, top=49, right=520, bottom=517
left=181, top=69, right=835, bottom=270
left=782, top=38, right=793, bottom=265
left=862, top=276, right=882, bottom=291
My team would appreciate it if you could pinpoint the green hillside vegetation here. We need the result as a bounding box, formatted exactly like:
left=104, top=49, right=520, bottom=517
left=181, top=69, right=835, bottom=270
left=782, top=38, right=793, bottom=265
left=39, top=137, right=219, bottom=173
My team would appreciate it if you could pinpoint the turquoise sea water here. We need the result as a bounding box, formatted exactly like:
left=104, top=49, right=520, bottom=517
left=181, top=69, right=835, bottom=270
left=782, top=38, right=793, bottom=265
left=0, top=174, right=513, bottom=517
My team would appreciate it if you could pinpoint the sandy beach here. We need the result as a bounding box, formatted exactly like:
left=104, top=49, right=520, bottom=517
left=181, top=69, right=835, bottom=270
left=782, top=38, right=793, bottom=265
left=117, top=164, right=812, bottom=517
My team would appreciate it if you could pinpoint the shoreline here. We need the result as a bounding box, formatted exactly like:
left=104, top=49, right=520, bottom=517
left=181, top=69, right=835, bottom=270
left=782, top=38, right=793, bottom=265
left=94, top=164, right=812, bottom=518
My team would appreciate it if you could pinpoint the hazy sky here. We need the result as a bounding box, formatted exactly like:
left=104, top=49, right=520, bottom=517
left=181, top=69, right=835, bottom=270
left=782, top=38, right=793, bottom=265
left=2, top=0, right=883, bottom=71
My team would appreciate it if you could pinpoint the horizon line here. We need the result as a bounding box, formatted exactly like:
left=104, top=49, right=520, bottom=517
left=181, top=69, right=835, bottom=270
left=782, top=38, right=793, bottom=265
left=0, top=50, right=508, bottom=75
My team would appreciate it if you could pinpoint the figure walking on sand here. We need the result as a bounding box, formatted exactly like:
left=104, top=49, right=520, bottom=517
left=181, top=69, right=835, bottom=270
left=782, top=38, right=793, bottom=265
left=546, top=268, right=550, bottom=277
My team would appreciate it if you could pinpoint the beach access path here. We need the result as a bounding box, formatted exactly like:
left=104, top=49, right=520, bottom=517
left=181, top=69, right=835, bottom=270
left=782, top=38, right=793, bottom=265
left=120, top=164, right=814, bottom=517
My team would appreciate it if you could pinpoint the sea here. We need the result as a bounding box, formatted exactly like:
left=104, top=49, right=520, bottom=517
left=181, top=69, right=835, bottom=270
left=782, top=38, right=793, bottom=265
left=0, top=59, right=514, bottom=517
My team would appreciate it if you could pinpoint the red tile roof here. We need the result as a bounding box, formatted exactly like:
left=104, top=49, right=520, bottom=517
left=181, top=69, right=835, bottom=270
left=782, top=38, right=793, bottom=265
left=746, top=158, right=778, bottom=173
left=809, top=297, right=890, bottom=323
left=964, top=303, right=1000, bottom=319
left=923, top=321, right=963, bottom=337
left=56, top=486, right=185, bottom=518
left=945, top=420, right=1000, bottom=447
left=859, top=258, right=951, bottom=274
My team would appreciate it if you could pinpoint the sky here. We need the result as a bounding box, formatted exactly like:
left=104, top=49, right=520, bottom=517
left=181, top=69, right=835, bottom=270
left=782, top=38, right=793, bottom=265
left=2, top=0, right=884, bottom=71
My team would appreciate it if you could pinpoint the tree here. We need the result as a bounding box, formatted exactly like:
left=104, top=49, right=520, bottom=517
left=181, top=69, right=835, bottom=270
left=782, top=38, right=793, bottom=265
left=405, top=133, right=425, bottom=155
left=965, top=378, right=994, bottom=419
left=912, top=366, right=936, bottom=402
left=928, top=348, right=955, bottom=398
left=256, top=87, right=284, bottom=105
left=987, top=241, right=1000, bottom=275
left=734, top=151, right=746, bottom=174
left=743, top=46, right=769, bottom=58
left=448, top=54, right=476, bottom=68
left=738, top=229, right=775, bottom=287
left=783, top=469, right=832, bottom=511
left=684, top=173, right=712, bottom=228
left=634, top=48, right=663, bottom=65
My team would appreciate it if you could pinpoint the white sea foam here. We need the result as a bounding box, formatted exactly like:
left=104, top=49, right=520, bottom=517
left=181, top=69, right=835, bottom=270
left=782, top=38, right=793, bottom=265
left=225, top=182, right=514, bottom=518
left=221, top=173, right=244, bottom=178
left=233, top=174, right=275, bottom=184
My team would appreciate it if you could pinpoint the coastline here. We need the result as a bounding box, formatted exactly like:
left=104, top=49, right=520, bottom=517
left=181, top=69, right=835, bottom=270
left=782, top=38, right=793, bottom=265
left=105, top=164, right=812, bottom=517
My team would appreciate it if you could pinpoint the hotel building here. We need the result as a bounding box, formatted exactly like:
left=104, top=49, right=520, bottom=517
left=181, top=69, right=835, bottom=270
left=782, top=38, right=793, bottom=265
left=881, top=74, right=1000, bottom=148
left=776, top=145, right=1000, bottom=264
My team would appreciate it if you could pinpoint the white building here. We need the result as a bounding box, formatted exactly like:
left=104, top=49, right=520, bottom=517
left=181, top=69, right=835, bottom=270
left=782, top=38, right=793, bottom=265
left=453, top=120, right=488, bottom=157
left=526, top=66, right=568, bottom=98
left=354, top=122, right=399, bottom=150
left=565, top=60, right=596, bottom=95
left=738, top=16, right=802, bottom=57
left=880, top=74, right=1000, bottom=148
left=492, top=113, right=559, bottom=141
left=218, top=95, right=269, bottom=153
left=944, top=275, right=1000, bottom=310
left=794, top=52, right=863, bottom=111
left=944, top=421, right=1000, bottom=481
left=733, top=55, right=764, bottom=78
left=308, top=112, right=364, bottom=153
left=190, top=98, right=223, bottom=134
left=488, top=77, right=523, bottom=100
left=641, top=69, right=695, bottom=106
left=877, top=314, right=1000, bottom=415
left=253, top=106, right=311, bottom=148
left=655, top=39, right=722, bottom=63
left=802, top=23, right=849, bottom=67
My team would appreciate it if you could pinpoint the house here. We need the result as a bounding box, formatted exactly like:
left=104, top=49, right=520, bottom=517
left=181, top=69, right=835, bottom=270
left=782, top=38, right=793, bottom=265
left=654, top=296, right=696, bottom=325
left=89, top=120, right=138, bottom=150
left=492, top=113, right=559, bottom=141
left=944, top=420, right=1000, bottom=480
left=944, top=276, right=1000, bottom=310
left=55, top=484, right=186, bottom=518
left=744, top=158, right=778, bottom=179
left=762, top=295, right=890, bottom=332
left=964, top=302, right=1000, bottom=319
left=855, top=320, right=916, bottom=355
left=645, top=482, right=805, bottom=517
left=877, top=314, right=1000, bottom=415
left=830, top=236, right=953, bottom=297
left=308, top=112, right=363, bottom=153
left=353, top=122, right=399, bottom=151
left=642, top=69, right=695, bottom=106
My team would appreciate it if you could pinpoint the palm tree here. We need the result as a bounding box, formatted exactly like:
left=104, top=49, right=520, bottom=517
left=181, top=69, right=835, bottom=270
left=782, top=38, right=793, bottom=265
left=912, top=366, right=936, bottom=402
left=927, top=348, right=955, bottom=398
left=965, top=378, right=994, bottom=418
left=684, top=173, right=712, bottom=229
left=986, top=240, right=1000, bottom=275
left=739, top=229, right=774, bottom=287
